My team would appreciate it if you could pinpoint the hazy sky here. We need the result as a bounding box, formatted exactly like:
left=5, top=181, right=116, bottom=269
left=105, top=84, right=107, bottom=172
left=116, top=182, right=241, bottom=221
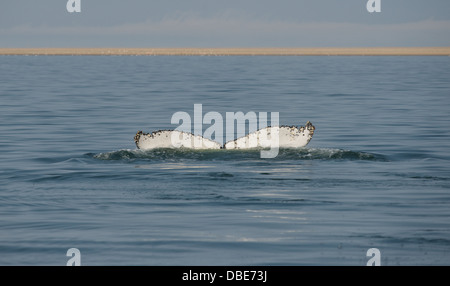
left=1, top=0, right=450, bottom=47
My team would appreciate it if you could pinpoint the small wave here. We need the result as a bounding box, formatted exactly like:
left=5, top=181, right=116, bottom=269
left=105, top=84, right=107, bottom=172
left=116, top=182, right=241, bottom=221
left=92, top=149, right=223, bottom=161
left=393, top=173, right=450, bottom=181
left=275, top=148, right=386, bottom=161
left=352, top=234, right=450, bottom=246
left=90, top=147, right=386, bottom=162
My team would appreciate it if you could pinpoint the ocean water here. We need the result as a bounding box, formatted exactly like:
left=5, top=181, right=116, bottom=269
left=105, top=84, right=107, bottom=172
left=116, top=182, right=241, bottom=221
left=1, top=55, right=449, bottom=266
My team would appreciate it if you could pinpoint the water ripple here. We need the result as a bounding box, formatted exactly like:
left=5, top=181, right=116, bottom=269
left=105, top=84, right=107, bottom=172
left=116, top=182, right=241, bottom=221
left=90, top=148, right=387, bottom=162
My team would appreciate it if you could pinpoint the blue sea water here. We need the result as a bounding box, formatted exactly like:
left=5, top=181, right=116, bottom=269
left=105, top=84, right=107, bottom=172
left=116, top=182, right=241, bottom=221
left=0, top=55, right=449, bottom=265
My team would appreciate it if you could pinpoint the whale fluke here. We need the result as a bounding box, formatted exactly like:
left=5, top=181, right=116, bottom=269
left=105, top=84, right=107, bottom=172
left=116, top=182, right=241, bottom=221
left=134, top=130, right=222, bottom=150
left=134, top=122, right=315, bottom=150
left=224, top=121, right=315, bottom=149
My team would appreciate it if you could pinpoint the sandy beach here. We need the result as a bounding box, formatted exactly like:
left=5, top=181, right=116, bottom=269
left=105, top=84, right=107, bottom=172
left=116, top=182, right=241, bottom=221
left=1, top=47, right=450, bottom=56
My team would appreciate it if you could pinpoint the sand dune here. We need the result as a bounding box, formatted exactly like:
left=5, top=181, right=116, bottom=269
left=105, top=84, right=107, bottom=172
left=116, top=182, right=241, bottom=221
left=1, top=47, right=449, bottom=56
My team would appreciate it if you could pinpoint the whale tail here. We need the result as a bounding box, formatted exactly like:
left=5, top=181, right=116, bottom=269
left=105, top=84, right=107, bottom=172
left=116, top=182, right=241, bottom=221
left=134, top=129, right=222, bottom=150
left=135, top=121, right=315, bottom=150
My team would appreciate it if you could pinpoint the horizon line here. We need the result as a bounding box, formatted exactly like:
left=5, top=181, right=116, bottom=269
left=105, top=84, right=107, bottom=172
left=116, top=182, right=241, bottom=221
left=1, top=47, right=450, bottom=56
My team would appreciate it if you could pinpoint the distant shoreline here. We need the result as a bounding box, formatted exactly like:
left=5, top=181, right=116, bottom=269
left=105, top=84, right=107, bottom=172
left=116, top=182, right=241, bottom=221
left=1, top=47, right=450, bottom=56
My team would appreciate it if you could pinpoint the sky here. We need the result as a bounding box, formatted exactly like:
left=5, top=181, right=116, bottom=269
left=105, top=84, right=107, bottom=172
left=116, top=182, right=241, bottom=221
left=1, top=0, right=450, bottom=47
